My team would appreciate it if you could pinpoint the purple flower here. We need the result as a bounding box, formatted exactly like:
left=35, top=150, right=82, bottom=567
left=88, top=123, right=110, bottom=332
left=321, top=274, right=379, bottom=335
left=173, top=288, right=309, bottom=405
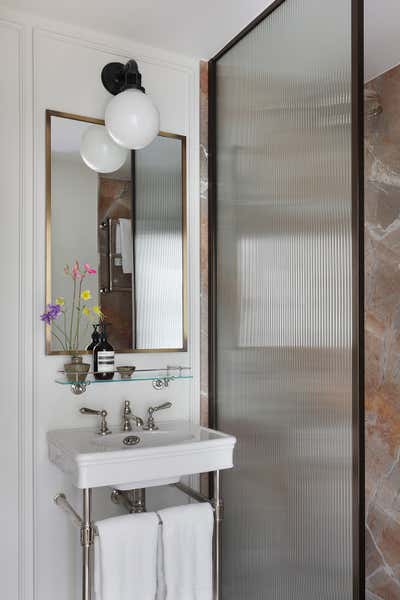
left=40, top=303, right=62, bottom=324
left=40, top=311, right=52, bottom=324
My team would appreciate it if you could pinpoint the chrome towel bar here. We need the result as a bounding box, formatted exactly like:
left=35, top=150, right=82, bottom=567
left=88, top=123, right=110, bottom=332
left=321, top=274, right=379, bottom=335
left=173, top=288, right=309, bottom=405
left=54, top=473, right=222, bottom=600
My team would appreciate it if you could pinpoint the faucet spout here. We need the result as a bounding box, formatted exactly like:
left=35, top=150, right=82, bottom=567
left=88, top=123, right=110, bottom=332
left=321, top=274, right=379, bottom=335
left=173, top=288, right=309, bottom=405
left=132, top=415, right=144, bottom=429
left=122, top=400, right=144, bottom=432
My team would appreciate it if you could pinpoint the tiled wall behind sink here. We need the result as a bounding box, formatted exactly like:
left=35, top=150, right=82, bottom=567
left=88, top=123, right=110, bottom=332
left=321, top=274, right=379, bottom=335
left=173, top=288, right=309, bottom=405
left=365, top=65, right=400, bottom=599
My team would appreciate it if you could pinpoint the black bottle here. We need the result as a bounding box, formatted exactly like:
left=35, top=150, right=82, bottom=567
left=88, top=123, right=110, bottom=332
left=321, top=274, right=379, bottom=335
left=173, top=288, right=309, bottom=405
left=86, top=324, right=100, bottom=351
left=93, top=324, right=115, bottom=380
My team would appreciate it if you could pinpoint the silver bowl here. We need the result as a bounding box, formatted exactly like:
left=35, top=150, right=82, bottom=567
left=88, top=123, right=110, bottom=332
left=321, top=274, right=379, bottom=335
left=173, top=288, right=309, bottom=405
left=116, top=366, right=136, bottom=380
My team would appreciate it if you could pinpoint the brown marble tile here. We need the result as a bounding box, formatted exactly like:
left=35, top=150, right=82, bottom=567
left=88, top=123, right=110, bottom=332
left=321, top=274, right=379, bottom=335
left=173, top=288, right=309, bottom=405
left=365, top=63, right=400, bottom=597
left=199, top=60, right=209, bottom=496
left=366, top=526, right=382, bottom=576
left=98, top=177, right=133, bottom=349
left=200, top=60, right=209, bottom=428
left=367, top=569, right=400, bottom=600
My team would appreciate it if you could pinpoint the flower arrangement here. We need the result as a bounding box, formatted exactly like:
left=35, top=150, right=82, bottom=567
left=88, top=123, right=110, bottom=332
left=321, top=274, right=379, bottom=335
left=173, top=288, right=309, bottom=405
left=41, top=260, right=103, bottom=353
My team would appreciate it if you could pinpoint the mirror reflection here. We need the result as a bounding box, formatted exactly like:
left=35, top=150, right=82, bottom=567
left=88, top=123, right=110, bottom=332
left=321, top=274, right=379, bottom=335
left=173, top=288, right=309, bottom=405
left=46, top=111, right=187, bottom=354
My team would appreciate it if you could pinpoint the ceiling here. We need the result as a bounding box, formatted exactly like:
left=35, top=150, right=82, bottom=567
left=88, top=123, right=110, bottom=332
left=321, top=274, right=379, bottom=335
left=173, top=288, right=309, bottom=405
left=365, top=0, right=400, bottom=81
left=4, top=0, right=400, bottom=79
left=5, top=0, right=272, bottom=59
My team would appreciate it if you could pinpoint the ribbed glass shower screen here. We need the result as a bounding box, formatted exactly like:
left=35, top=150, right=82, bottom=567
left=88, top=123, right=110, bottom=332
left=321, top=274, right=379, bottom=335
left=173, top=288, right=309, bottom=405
left=209, top=0, right=362, bottom=598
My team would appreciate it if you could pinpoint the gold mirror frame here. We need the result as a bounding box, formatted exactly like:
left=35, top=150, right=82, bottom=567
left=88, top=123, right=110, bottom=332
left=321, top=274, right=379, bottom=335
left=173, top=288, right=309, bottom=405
left=45, top=109, right=188, bottom=355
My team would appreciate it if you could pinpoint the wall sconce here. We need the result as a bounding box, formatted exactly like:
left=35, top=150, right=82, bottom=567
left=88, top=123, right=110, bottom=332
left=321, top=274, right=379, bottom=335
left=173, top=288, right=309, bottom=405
left=102, top=59, right=160, bottom=150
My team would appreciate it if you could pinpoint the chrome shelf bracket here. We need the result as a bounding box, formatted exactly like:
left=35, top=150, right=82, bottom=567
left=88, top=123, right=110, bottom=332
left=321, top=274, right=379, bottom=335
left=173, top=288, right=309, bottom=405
left=71, top=382, right=89, bottom=395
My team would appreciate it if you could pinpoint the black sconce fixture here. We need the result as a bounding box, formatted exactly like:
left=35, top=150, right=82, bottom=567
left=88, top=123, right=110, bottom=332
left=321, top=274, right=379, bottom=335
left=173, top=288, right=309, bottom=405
left=80, top=59, right=160, bottom=173
left=101, top=59, right=145, bottom=95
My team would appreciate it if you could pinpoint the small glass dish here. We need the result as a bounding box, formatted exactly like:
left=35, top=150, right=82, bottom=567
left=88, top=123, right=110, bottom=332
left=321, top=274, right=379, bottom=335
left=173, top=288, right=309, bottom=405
left=116, top=366, right=136, bottom=380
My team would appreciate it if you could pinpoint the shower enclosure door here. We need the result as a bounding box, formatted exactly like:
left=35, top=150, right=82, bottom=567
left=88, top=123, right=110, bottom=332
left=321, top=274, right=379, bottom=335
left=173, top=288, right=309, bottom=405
left=209, top=0, right=363, bottom=598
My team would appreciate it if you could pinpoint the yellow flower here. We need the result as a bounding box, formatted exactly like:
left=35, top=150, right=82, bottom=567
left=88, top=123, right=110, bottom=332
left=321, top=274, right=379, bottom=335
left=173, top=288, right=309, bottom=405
left=81, top=290, right=92, bottom=301
left=92, top=305, right=104, bottom=318
left=55, top=297, right=65, bottom=306
left=82, top=307, right=91, bottom=317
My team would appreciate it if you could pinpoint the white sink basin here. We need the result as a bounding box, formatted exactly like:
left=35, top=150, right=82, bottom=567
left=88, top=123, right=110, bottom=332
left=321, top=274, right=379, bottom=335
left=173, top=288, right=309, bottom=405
left=92, top=430, right=195, bottom=450
left=48, top=420, right=236, bottom=490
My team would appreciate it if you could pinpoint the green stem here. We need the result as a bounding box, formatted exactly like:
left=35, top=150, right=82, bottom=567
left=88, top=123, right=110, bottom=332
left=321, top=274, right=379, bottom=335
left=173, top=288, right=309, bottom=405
left=74, top=279, right=83, bottom=351
left=51, top=330, right=67, bottom=352
left=82, top=320, right=90, bottom=348
left=69, top=278, right=76, bottom=351
left=52, top=321, right=69, bottom=343
left=75, top=310, right=82, bottom=351
left=62, top=310, right=69, bottom=350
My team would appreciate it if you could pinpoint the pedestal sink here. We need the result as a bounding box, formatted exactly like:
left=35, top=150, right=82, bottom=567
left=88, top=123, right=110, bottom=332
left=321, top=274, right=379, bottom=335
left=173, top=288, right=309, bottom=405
left=48, top=420, right=236, bottom=489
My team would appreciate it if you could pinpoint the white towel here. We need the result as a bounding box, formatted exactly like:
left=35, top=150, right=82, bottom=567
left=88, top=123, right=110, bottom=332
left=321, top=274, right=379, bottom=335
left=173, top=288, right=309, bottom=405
left=156, top=517, right=167, bottom=600
left=94, top=512, right=159, bottom=600
left=115, top=218, right=133, bottom=274
left=157, top=503, right=214, bottom=600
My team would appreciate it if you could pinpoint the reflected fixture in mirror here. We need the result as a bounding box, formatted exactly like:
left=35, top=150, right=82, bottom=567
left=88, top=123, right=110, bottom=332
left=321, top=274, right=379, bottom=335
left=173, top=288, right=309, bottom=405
left=80, top=125, right=128, bottom=173
left=45, top=109, right=187, bottom=355
left=102, top=59, right=160, bottom=150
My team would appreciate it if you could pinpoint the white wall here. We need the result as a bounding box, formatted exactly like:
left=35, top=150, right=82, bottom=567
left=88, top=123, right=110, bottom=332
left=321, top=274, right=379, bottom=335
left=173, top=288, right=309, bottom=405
left=365, top=0, right=400, bottom=81
left=0, top=7, right=200, bottom=600
left=51, top=154, right=99, bottom=350
left=0, top=19, right=26, bottom=600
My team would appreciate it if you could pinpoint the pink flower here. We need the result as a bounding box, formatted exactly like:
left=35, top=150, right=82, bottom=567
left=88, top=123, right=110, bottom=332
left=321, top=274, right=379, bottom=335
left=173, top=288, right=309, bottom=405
left=83, top=263, right=97, bottom=275
left=71, top=260, right=84, bottom=280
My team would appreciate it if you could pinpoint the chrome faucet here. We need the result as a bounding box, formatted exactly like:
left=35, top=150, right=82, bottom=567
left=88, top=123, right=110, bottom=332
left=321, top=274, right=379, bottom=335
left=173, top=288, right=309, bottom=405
left=143, top=402, right=172, bottom=431
left=122, top=400, right=144, bottom=432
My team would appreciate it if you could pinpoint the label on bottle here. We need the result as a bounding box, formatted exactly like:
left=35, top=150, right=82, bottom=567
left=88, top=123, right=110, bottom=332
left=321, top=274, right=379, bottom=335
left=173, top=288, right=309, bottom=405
left=97, top=351, right=115, bottom=373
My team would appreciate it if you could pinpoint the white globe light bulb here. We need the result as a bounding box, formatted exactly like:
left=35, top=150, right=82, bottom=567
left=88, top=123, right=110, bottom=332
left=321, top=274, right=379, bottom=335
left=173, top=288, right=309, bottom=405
left=105, top=88, right=160, bottom=150
left=80, top=125, right=128, bottom=173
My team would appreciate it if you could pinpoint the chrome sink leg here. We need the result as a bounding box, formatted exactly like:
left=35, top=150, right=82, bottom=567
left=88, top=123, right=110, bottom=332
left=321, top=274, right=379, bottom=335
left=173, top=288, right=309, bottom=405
left=81, top=489, right=94, bottom=600
left=213, top=470, right=223, bottom=600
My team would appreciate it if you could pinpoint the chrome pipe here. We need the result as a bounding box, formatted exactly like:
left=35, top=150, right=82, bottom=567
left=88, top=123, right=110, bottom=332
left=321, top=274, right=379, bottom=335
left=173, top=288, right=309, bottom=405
left=213, top=471, right=222, bottom=600
left=173, top=481, right=213, bottom=506
left=54, top=493, right=83, bottom=528
left=81, top=489, right=93, bottom=600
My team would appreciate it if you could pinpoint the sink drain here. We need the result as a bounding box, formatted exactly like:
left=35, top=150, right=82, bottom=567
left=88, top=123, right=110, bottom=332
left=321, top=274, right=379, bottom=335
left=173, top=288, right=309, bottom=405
left=123, top=435, right=140, bottom=446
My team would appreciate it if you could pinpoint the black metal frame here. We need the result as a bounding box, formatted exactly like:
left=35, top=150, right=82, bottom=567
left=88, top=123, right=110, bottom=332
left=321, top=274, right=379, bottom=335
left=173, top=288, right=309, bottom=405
left=130, top=150, right=138, bottom=349
left=351, top=1, right=365, bottom=598
left=207, top=1, right=365, bottom=598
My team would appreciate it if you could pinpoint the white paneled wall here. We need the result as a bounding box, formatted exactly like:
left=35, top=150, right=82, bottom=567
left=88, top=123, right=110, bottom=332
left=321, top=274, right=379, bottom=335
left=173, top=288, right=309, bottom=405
left=0, top=19, right=24, bottom=600
left=0, top=7, right=200, bottom=600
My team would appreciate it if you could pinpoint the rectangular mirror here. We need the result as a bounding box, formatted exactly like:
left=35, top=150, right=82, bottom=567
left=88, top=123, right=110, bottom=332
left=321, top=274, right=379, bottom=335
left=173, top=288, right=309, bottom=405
left=46, top=110, right=187, bottom=354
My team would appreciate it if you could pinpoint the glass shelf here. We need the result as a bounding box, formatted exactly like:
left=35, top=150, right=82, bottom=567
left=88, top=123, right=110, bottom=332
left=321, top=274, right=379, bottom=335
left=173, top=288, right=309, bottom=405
left=55, top=373, right=193, bottom=385
left=55, top=366, right=192, bottom=394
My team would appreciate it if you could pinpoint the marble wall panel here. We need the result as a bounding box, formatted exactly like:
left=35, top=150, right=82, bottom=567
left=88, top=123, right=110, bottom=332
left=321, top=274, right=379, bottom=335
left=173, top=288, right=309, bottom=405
left=365, top=64, right=400, bottom=599
left=200, top=60, right=209, bottom=427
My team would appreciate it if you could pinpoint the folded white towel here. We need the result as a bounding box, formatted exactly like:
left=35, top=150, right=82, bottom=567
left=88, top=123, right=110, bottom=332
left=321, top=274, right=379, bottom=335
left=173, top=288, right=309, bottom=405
left=115, top=218, right=133, bottom=274
left=94, top=512, right=159, bottom=600
left=157, top=503, right=214, bottom=600
left=156, top=517, right=167, bottom=600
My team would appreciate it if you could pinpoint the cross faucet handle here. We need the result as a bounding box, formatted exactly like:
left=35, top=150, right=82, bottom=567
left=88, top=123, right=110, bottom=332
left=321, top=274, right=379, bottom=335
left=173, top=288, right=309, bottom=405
left=144, top=402, right=172, bottom=431
left=80, top=407, right=112, bottom=436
